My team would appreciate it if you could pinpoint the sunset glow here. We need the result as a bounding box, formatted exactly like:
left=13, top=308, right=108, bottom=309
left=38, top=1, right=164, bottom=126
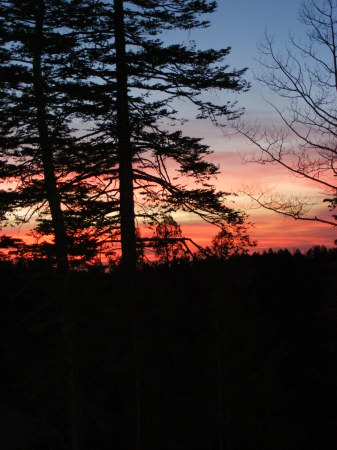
left=1, top=0, right=336, bottom=256
left=4, top=142, right=336, bottom=253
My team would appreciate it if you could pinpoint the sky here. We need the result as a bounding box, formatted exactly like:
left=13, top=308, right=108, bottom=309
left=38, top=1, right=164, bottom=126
left=4, top=0, right=336, bottom=254
left=161, top=0, right=337, bottom=252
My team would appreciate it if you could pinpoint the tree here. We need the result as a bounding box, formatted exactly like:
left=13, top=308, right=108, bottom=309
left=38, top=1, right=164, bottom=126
left=152, top=215, right=187, bottom=264
left=209, top=223, right=254, bottom=259
left=71, top=0, right=253, bottom=272
left=235, top=0, right=337, bottom=237
left=0, top=0, right=116, bottom=269
left=0, top=4, right=108, bottom=449
left=0, top=0, right=74, bottom=272
left=113, top=0, right=137, bottom=272
left=0, top=0, right=253, bottom=270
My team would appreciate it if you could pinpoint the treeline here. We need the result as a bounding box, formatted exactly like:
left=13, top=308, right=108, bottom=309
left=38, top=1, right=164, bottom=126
left=1, top=247, right=336, bottom=449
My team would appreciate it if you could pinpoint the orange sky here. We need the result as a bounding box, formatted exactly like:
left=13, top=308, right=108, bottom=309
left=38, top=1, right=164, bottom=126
left=174, top=120, right=337, bottom=252
left=2, top=119, right=336, bottom=253
left=178, top=212, right=336, bottom=253
left=4, top=137, right=336, bottom=253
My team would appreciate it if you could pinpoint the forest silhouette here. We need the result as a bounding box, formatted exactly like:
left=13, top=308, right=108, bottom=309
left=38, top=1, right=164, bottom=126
left=1, top=248, right=337, bottom=449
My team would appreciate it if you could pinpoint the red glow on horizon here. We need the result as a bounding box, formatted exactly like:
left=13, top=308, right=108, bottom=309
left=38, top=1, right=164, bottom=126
left=179, top=217, right=336, bottom=253
left=1, top=135, right=336, bottom=254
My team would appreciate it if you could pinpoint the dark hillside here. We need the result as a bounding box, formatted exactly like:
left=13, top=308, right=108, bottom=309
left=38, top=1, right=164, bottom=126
left=1, top=248, right=336, bottom=449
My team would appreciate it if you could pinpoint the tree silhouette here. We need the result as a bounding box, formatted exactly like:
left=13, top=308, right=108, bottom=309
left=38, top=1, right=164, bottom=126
left=0, top=0, right=120, bottom=269
left=0, top=0, right=77, bottom=272
left=209, top=223, right=254, bottom=259
left=152, top=216, right=187, bottom=264
left=0, top=0, right=253, bottom=269
left=57, top=0, right=252, bottom=271
left=235, top=0, right=337, bottom=236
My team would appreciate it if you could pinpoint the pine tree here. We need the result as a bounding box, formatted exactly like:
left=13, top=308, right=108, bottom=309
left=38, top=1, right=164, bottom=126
left=0, top=0, right=74, bottom=272
left=0, top=3, right=107, bottom=448
left=71, top=0, right=252, bottom=272
left=0, top=0, right=253, bottom=271
left=0, top=0, right=112, bottom=269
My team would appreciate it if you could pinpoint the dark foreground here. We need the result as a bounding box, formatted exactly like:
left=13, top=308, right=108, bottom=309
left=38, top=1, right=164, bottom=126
left=1, top=247, right=337, bottom=450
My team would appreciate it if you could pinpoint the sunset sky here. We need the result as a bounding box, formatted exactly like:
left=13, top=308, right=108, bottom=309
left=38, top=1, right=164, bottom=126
left=5, top=0, right=336, bottom=253
left=165, top=0, right=337, bottom=252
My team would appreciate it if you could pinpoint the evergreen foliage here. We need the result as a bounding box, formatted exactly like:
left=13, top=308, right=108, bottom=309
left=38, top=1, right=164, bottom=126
left=0, top=0, right=108, bottom=270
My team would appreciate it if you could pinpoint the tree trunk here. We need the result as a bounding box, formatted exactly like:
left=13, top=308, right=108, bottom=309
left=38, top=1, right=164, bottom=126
left=114, top=4, right=141, bottom=448
left=32, top=0, right=69, bottom=274
left=33, top=3, right=80, bottom=450
left=114, top=0, right=137, bottom=274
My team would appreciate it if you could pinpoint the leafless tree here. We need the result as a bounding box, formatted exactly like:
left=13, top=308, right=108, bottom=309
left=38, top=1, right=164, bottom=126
left=235, top=0, right=337, bottom=235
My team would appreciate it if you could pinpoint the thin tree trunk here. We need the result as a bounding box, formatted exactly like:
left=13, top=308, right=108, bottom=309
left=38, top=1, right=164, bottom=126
left=33, top=4, right=80, bottom=450
left=114, top=5, right=141, bottom=448
left=32, top=0, right=69, bottom=274
left=114, top=0, right=137, bottom=274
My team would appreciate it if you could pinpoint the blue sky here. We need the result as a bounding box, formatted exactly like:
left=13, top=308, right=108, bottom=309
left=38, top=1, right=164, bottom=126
left=167, top=0, right=305, bottom=112
left=161, top=0, right=306, bottom=147
left=157, top=0, right=308, bottom=136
